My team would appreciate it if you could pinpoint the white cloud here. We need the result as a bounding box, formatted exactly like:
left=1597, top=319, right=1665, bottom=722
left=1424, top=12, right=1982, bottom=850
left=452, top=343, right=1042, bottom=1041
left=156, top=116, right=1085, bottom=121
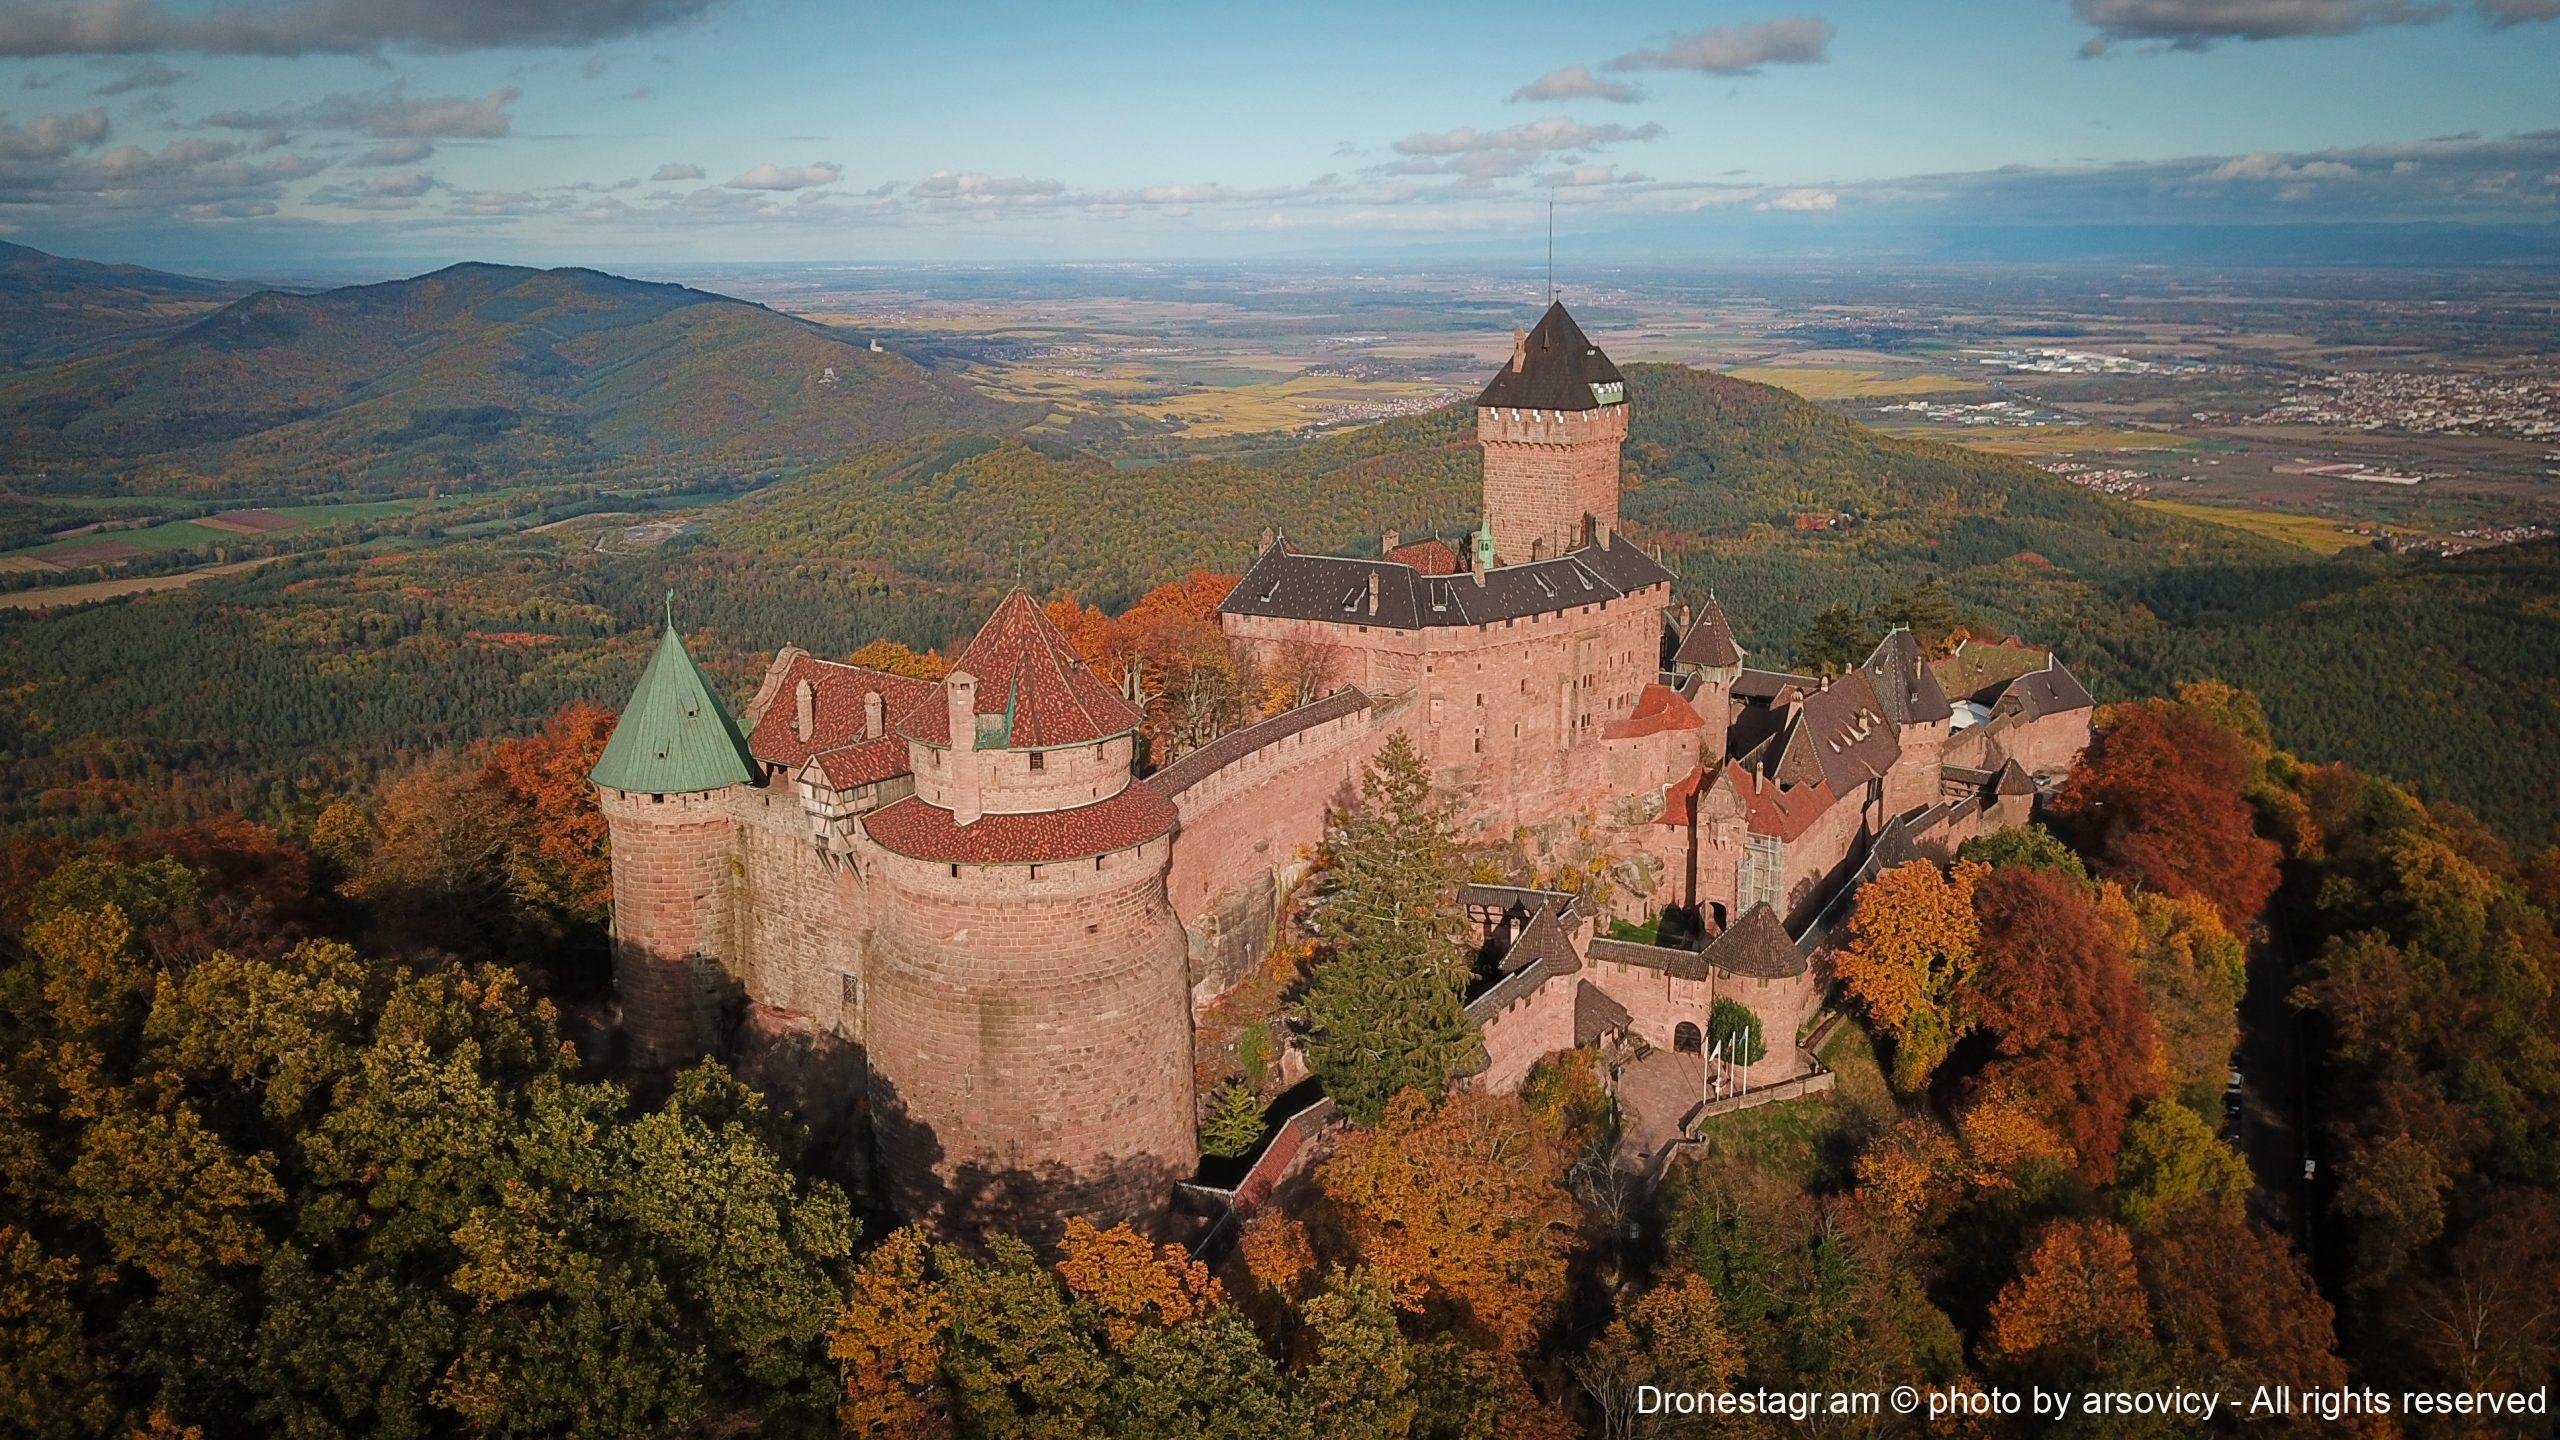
left=1392, top=117, right=1665, bottom=157
left=0, top=0, right=729, bottom=58
left=909, top=170, right=1064, bottom=204
left=206, top=85, right=517, bottom=140
left=1607, top=16, right=1834, bottom=73
left=1755, top=187, right=1837, bottom=211
left=727, top=161, right=842, bottom=190
left=651, top=161, right=704, bottom=181
left=2072, top=0, right=2553, bottom=54
left=1508, top=65, right=1645, bottom=104
left=95, top=62, right=186, bottom=94
left=356, top=137, right=433, bottom=165
left=0, top=107, right=110, bottom=161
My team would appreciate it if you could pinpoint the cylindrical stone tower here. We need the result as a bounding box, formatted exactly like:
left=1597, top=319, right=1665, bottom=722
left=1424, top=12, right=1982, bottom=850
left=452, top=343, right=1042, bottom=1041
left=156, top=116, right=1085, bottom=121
left=591, top=616, right=761, bottom=1069
left=857, top=591, right=1198, bottom=1236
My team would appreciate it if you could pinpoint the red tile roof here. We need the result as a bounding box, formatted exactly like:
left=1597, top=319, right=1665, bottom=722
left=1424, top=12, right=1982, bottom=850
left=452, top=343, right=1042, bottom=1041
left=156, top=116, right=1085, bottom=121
left=898, top=590, right=1142, bottom=749
left=806, top=734, right=910, bottom=789
left=747, top=653, right=937, bottom=770
left=1602, top=682, right=1705, bottom=740
left=862, top=784, right=1176, bottom=865
left=1660, top=766, right=1705, bottom=826
left=1385, top=538, right=1462, bottom=575
left=1715, top=760, right=1840, bottom=842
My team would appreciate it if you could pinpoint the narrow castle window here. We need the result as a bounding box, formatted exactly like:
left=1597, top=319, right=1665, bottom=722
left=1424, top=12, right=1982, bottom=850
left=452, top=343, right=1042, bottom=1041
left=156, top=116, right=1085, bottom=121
left=1029, top=750, right=1045, bottom=772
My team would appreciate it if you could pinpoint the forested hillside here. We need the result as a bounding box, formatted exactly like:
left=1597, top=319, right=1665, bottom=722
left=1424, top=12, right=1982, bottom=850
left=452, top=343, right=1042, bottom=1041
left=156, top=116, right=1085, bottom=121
left=0, top=241, right=241, bottom=369
left=0, top=262, right=1026, bottom=498
left=1, top=362, right=2551, bottom=852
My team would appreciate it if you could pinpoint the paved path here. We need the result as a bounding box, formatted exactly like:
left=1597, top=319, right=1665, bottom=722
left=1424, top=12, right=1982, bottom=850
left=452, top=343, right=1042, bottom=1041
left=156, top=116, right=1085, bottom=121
left=1614, top=1049, right=1703, bottom=1167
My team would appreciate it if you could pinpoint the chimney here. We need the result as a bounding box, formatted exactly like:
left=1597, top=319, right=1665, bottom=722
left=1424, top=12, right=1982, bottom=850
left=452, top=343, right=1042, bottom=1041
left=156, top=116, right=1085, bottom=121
left=946, top=669, right=982, bottom=827
left=1381, top=528, right=1400, bottom=555
left=864, top=689, right=885, bottom=740
left=1510, top=326, right=1527, bottom=373
left=793, top=678, right=815, bottom=742
left=1472, top=530, right=1490, bottom=586
left=1678, top=603, right=1693, bottom=631
left=1365, top=571, right=1381, bottom=616
left=1258, top=525, right=1277, bottom=553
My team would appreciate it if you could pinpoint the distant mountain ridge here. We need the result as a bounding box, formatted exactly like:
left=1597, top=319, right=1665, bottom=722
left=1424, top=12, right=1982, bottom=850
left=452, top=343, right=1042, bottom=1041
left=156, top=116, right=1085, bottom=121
left=0, top=241, right=243, bottom=369
left=0, top=257, right=1027, bottom=497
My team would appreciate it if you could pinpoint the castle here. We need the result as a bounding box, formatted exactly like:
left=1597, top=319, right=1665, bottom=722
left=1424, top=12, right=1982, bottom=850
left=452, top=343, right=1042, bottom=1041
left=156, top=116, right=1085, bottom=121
left=590, top=301, right=2095, bottom=1233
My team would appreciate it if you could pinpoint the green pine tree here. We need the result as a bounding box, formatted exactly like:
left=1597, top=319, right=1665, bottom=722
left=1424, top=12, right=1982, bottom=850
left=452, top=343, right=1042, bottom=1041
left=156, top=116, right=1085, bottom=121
left=1200, top=1079, right=1267, bottom=1160
left=1796, top=605, right=1877, bottom=677
left=1297, top=732, right=1481, bottom=1126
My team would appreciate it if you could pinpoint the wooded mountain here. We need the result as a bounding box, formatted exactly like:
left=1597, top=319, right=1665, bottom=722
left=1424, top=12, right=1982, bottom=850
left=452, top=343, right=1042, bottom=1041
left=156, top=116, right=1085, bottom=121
left=0, top=240, right=242, bottom=369
left=1, top=356, right=2550, bottom=854
left=0, top=260, right=1026, bottom=498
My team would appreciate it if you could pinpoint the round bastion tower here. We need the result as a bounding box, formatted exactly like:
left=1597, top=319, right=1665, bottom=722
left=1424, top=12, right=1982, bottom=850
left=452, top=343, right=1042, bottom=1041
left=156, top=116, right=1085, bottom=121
left=857, top=591, right=1198, bottom=1236
left=589, top=614, right=760, bottom=1069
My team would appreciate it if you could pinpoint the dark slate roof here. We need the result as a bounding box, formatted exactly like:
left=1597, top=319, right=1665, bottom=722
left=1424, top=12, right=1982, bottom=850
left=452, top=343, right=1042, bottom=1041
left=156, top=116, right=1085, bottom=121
left=1458, top=883, right=1583, bottom=919
left=1500, top=904, right=1584, bottom=976
left=1148, top=688, right=1372, bottom=799
left=1475, top=301, right=1626, bottom=412
left=1586, top=935, right=1710, bottom=981
left=1220, top=531, right=1671, bottom=632
left=1995, top=758, right=2036, bottom=795
left=1860, top=628, right=1953, bottom=727
left=1779, top=671, right=1901, bottom=796
left=1672, top=597, right=1743, bottom=669
left=1574, top=980, right=1633, bottom=1046
left=1731, top=667, right=1819, bottom=703
left=1700, top=903, right=1809, bottom=979
left=1996, top=661, right=2095, bottom=721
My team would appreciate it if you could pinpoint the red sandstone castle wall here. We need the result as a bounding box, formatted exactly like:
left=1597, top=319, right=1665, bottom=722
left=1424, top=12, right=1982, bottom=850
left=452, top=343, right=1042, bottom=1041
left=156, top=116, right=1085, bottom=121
left=1471, top=972, right=1579, bottom=1095
left=1580, top=957, right=1822, bottom=1090
left=1222, top=581, right=1669, bottom=838
left=1479, top=405, right=1628, bottom=563
left=599, top=788, right=739, bottom=1069
left=861, top=835, right=1199, bottom=1236
left=728, top=794, right=868, bottom=1029
left=1162, top=702, right=1406, bottom=998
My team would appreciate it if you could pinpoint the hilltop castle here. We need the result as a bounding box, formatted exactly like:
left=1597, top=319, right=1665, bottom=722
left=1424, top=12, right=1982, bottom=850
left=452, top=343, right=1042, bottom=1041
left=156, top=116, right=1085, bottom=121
left=591, top=301, right=2095, bottom=1234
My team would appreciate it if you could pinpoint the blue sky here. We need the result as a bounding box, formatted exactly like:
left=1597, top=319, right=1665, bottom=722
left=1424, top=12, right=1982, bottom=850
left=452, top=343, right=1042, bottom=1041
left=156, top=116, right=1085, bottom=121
left=1, top=0, right=2556, bottom=274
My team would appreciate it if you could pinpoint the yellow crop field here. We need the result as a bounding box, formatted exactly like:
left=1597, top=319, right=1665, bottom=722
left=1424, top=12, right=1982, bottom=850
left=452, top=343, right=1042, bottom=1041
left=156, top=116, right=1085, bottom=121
left=1726, top=366, right=1978, bottom=399
left=1920, top=425, right=2190, bottom=456
left=2137, top=500, right=2385, bottom=555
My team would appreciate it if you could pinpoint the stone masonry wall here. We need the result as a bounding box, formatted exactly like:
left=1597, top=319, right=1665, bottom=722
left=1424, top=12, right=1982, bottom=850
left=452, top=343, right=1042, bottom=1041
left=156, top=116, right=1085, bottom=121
left=1162, top=702, right=1406, bottom=1000
left=862, top=835, right=1199, bottom=1237
left=1479, top=404, right=1628, bottom=564
left=600, top=787, right=739, bottom=1070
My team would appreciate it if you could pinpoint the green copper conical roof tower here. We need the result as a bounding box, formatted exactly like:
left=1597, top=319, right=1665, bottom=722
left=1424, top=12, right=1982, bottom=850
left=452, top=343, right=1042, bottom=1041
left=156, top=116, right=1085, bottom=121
left=590, top=599, right=758, bottom=794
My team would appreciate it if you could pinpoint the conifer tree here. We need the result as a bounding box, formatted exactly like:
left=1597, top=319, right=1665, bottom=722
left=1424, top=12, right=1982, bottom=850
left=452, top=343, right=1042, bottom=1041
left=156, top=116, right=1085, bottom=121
left=1298, top=733, right=1480, bottom=1126
left=1200, top=1079, right=1268, bottom=1160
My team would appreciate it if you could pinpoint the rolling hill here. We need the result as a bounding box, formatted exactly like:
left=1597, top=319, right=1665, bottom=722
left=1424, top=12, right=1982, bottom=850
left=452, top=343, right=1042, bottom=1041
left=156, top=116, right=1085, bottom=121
left=0, top=241, right=243, bottom=369
left=1, top=356, right=2550, bottom=855
left=0, top=260, right=1028, bottom=498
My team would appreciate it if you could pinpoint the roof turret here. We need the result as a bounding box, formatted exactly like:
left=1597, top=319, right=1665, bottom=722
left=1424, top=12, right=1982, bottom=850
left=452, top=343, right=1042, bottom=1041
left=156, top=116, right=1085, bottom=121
left=1475, top=301, right=1626, bottom=411
left=591, top=613, right=758, bottom=794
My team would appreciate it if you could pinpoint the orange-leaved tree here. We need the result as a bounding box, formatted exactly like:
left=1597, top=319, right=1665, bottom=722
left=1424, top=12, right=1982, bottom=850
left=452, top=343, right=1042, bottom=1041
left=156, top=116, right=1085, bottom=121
left=1314, top=1089, right=1574, bottom=1353
left=2054, top=699, right=2281, bottom=934
left=1835, top=858, right=1986, bottom=1092
left=1971, top=867, right=2164, bottom=1183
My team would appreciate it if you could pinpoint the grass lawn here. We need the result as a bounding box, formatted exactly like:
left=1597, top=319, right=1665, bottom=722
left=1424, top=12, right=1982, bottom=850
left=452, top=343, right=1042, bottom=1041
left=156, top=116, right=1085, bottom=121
left=6, top=498, right=423, bottom=564
left=1689, top=1013, right=1898, bottom=1189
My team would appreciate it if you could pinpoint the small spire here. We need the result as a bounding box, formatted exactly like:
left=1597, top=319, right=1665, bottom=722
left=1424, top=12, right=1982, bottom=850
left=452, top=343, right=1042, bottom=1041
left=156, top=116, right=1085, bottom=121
left=663, top=588, right=676, bottom=632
